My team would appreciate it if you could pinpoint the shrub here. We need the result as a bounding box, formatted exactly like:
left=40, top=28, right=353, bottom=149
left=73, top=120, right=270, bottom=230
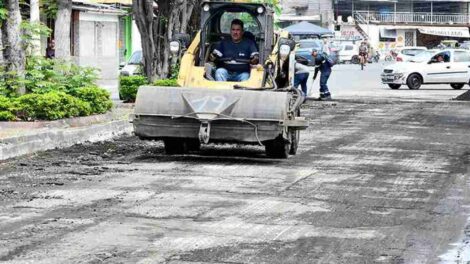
left=0, top=96, right=18, bottom=121
left=0, top=58, right=113, bottom=121
left=0, top=111, right=16, bottom=121
left=119, top=75, right=148, bottom=102
left=154, top=79, right=179, bottom=87
left=75, top=86, right=113, bottom=114
left=24, top=57, right=99, bottom=95
left=16, top=92, right=91, bottom=120
left=0, top=70, right=24, bottom=98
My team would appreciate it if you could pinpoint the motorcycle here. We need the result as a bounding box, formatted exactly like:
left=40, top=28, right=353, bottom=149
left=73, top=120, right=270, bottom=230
left=372, top=51, right=380, bottom=63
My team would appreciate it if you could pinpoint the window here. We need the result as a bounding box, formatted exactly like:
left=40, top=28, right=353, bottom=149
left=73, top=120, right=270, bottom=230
left=454, top=51, right=470, bottom=62
left=128, top=51, right=142, bottom=65
left=345, top=45, right=353, bottom=51
left=431, top=52, right=451, bottom=63
left=220, top=12, right=259, bottom=35
left=299, top=40, right=322, bottom=50
left=402, top=49, right=425, bottom=56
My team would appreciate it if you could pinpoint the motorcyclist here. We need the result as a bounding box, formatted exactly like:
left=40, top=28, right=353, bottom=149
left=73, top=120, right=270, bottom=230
left=359, top=41, right=369, bottom=65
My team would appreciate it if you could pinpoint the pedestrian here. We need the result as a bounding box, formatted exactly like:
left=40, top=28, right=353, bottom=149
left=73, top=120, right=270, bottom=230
left=46, top=39, right=55, bottom=59
left=311, top=48, right=333, bottom=101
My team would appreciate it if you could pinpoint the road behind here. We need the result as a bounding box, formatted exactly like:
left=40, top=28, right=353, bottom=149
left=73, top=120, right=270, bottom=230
left=1, top=99, right=470, bottom=263
left=307, top=63, right=470, bottom=101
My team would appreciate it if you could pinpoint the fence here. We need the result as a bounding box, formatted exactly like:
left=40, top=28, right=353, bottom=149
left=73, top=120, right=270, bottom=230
left=354, top=11, right=469, bottom=25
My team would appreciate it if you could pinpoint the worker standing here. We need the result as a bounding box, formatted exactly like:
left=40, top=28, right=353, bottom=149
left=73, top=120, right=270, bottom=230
left=312, top=48, right=333, bottom=101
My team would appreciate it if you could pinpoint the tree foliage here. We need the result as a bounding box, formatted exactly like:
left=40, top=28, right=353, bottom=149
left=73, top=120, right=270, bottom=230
left=133, top=0, right=201, bottom=82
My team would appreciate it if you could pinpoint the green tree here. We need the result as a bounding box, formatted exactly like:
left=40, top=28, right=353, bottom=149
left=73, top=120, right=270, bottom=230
left=1, top=0, right=26, bottom=95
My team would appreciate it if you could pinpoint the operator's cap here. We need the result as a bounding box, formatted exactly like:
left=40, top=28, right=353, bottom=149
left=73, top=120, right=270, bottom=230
left=311, top=48, right=318, bottom=52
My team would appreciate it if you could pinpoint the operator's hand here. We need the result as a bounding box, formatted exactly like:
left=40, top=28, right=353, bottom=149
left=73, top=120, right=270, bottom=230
left=210, top=49, right=223, bottom=62
left=209, top=53, right=217, bottom=62
left=250, top=55, right=259, bottom=65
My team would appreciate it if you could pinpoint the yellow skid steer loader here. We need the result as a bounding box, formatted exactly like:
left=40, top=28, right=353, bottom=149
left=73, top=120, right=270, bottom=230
left=133, top=0, right=308, bottom=158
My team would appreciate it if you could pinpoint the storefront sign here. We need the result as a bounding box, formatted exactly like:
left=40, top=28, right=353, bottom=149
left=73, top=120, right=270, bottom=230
left=418, top=27, right=469, bottom=38
left=340, top=26, right=362, bottom=40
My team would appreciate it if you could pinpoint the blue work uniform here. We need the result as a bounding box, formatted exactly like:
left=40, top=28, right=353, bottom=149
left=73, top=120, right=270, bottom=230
left=313, top=53, right=332, bottom=98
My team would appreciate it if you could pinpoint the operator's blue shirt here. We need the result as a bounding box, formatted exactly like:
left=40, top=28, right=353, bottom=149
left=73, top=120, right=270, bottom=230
left=213, top=38, right=258, bottom=73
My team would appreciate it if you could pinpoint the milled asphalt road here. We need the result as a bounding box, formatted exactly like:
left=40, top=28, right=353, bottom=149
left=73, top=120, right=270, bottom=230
left=1, top=64, right=470, bottom=263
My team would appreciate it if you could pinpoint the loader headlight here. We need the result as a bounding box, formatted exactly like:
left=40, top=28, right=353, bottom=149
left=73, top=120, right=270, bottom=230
left=170, top=41, right=180, bottom=55
left=279, top=44, right=291, bottom=60
left=257, top=6, right=264, bottom=14
left=203, top=4, right=210, bottom=12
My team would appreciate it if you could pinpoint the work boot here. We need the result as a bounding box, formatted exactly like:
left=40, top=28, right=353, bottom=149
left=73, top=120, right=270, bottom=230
left=318, top=95, right=332, bottom=101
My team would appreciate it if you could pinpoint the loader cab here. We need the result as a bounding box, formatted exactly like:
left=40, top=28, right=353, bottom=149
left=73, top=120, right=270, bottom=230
left=199, top=1, right=274, bottom=68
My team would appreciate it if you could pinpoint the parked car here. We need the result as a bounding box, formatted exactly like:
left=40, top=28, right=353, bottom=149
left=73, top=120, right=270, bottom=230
left=439, top=40, right=459, bottom=49
left=295, top=39, right=338, bottom=65
left=295, top=39, right=323, bottom=66
left=337, top=43, right=358, bottom=63
left=381, top=49, right=470, bottom=90
left=459, top=41, right=470, bottom=50
left=120, top=50, right=142, bottom=76
left=395, top=47, right=427, bottom=62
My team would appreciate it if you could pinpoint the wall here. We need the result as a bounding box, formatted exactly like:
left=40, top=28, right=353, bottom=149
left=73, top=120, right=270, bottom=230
left=280, top=0, right=334, bottom=27
left=357, top=23, right=380, bottom=47
left=132, top=20, right=142, bottom=54
left=75, top=12, right=120, bottom=79
left=396, top=29, right=416, bottom=47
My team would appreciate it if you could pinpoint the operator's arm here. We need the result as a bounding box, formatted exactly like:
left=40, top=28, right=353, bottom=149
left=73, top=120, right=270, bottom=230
left=295, top=63, right=310, bottom=73
left=248, top=41, right=259, bottom=65
left=210, top=42, right=223, bottom=62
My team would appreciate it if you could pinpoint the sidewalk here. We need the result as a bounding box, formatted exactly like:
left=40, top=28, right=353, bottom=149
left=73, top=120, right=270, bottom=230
left=0, top=104, right=134, bottom=161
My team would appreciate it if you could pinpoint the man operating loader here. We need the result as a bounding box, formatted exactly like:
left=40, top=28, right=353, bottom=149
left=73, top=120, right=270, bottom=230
left=210, top=19, right=259, bottom=82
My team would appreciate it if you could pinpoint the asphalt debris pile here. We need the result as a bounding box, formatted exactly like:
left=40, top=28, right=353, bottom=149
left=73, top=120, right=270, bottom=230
left=453, top=90, right=470, bottom=101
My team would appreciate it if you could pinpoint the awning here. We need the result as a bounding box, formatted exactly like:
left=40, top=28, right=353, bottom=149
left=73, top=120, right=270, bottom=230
left=383, top=25, right=470, bottom=38
left=283, top=21, right=334, bottom=35
left=277, top=15, right=321, bottom=22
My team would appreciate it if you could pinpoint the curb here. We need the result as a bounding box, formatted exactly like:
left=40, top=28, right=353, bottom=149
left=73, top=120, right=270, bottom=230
left=0, top=108, right=134, bottom=161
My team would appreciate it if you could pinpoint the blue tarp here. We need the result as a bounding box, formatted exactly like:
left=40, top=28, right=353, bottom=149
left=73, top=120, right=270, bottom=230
left=284, top=21, right=334, bottom=36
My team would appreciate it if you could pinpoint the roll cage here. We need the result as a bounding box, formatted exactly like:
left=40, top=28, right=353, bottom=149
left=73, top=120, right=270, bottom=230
left=198, top=1, right=274, bottom=66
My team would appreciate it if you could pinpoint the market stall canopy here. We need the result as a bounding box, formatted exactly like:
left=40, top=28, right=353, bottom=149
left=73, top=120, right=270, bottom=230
left=284, top=21, right=334, bottom=36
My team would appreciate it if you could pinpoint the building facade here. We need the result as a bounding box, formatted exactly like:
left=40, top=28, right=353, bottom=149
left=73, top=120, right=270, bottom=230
left=335, top=0, right=470, bottom=50
left=279, top=0, right=335, bottom=29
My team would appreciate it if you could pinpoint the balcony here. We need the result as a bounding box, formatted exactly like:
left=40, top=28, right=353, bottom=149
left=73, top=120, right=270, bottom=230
left=354, top=11, right=470, bottom=25
left=283, top=0, right=309, bottom=10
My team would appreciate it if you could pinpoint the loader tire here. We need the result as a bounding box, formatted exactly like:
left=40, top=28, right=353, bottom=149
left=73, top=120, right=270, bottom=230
left=265, top=136, right=290, bottom=159
left=163, top=138, right=188, bottom=154
left=186, top=139, right=201, bottom=151
left=289, top=109, right=300, bottom=155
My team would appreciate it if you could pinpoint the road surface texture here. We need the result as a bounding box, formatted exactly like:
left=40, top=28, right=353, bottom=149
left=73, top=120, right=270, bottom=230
left=1, top=99, right=469, bottom=263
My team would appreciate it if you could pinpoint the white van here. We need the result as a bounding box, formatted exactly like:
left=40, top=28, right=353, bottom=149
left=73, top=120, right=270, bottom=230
left=338, top=43, right=358, bottom=63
